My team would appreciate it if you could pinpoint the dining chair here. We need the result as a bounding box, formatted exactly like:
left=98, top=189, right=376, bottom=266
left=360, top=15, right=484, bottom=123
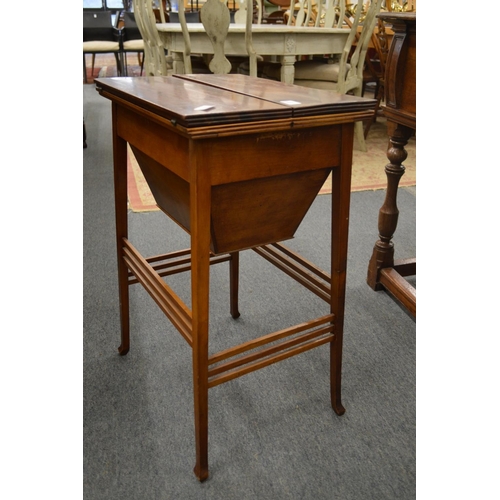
left=261, top=0, right=383, bottom=151
left=133, top=0, right=172, bottom=76
left=120, top=11, right=145, bottom=76
left=83, top=10, right=123, bottom=83
left=178, top=0, right=259, bottom=76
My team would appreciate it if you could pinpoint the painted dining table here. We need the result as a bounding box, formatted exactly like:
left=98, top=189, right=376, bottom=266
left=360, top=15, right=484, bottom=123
left=156, top=22, right=350, bottom=84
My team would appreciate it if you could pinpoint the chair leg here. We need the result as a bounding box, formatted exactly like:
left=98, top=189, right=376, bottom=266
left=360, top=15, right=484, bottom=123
left=83, top=54, right=88, bottom=84
left=352, top=87, right=368, bottom=151
left=364, top=82, right=384, bottom=140
left=354, top=121, right=367, bottom=152
left=115, top=53, right=122, bottom=76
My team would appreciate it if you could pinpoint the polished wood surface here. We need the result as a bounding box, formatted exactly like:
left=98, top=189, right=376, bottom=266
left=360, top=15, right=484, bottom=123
left=182, top=73, right=377, bottom=115
left=96, top=74, right=375, bottom=481
left=366, top=12, right=416, bottom=317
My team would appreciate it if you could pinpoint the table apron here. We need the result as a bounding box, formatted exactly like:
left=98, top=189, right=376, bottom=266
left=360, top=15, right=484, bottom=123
left=116, top=103, right=345, bottom=185
left=160, top=31, right=348, bottom=57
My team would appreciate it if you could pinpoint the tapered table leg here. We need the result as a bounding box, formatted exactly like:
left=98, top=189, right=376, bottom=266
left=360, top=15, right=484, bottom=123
left=229, top=252, right=240, bottom=319
left=190, top=148, right=211, bottom=482
left=329, top=123, right=354, bottom=416
left=112, top=104, right=130, bottom=356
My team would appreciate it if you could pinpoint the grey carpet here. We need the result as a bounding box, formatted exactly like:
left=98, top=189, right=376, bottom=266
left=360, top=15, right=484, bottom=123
left=83, top=83, right=416, bottom=500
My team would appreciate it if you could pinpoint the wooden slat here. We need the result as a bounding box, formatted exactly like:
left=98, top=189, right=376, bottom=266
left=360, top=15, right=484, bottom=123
left=393, top=258, right=416, bottom=278
left=272, top=242, right=330, bottom=281
left=253, top=246, right=331, bottom=303
left=155, top=255, right=231, bottom=278
left=209, top=313, right=334, bottom=365
left=128, top=252, right=231, bottom=284
left=379, top=267, right=416, bottom=317
left=146, top=248, right=192, bottom=263
left=122, top=239, right=193, bottom=345
left=258, top=244, right=331, bottom=294
left=208, top=334, right=334, bottom=388
left=209, top=325, right=334, bottom=377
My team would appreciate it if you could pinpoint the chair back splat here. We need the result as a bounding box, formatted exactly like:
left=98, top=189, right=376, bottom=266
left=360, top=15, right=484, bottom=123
left=133, top=0, right=170, bottom=76
left=199, top=0, right=232, bottom=74
left=179, top=0, right=258, bottom=76
left=338, top=0, right=383, bottom=96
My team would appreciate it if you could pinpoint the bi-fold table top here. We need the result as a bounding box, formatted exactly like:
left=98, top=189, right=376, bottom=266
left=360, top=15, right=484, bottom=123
left=95, top=74, right=376, bottom=128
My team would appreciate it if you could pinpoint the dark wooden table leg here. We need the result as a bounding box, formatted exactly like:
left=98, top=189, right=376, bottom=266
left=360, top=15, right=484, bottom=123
left=190, top=147, right=211, bottom=482
left=367, top=123, right=413, bottom=290
left=229, top=251, right=240, bottom=319
left=329, top=123, right=355, bottom=416
left=112, top=103, right=131, bottom=355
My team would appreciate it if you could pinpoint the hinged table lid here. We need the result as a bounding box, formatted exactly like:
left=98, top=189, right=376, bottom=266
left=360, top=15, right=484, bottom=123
left=95, top=75, right=376, bottom=127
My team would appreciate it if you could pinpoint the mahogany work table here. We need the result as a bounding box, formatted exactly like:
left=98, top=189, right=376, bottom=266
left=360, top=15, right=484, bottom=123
left=367, top=12, right=416, bottom=317
left=96, top=74, right=375, bottom=481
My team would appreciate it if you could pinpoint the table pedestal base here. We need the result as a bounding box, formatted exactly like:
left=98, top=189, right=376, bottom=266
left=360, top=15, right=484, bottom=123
left=367, top=124, right=416, bottom=316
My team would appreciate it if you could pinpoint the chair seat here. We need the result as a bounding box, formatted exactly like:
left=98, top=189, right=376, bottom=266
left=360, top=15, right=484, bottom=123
left=263, top=59, right=349, bottom=83
left=83, top=41, right=120, bottom=52
left=123, top=39, right=144, bottom=51
left=292, top=79, right=339, bottom=90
